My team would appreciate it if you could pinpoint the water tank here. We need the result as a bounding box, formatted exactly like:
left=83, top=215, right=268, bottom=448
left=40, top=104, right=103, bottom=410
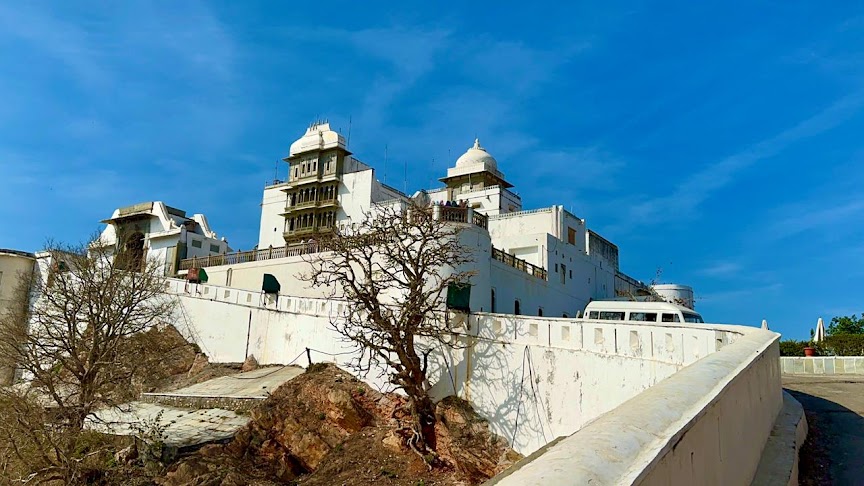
left=651, top=284, right=695, bottom=310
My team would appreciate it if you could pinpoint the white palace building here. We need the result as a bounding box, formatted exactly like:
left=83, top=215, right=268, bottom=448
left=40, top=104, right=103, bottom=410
left=172, top=121, right=653, bottom=318
left=11, top=121, right=795, bottom=484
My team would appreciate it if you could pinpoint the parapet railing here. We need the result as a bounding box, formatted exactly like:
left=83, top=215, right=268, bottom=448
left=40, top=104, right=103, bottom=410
left=487, top=206, right=555, bottom=220
left=178, top=242, right=321, bottom=270
left=439, top=206, right=488, bottom=229
left=492, top=247, right=547, bottom=280
left=179, top=209, right=491, bottom=271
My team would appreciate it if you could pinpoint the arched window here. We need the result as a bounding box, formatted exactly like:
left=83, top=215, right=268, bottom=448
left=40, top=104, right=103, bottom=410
left=491, top=288, right=496, bottom=313
left=514, top=299, right=521, bottom=315
left=226, top=268, right=233, bottom=286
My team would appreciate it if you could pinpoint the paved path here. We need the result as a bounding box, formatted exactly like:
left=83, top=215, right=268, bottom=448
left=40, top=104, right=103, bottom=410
left=143, top=365, right=304, bottom=399
left=87, top=403, right=249, bottom=448
left=86, top=366, right=305, bottom=451
left=783, top=375, right=864, bottom=485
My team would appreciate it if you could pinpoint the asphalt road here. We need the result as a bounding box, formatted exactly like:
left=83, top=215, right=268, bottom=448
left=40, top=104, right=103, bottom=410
left=783, top=375, right=864, bottom=486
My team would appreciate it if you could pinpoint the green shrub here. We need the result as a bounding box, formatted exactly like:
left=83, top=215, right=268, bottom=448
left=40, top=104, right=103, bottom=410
left=822, top=334, right=864, bottom=356
left=779, top=340, right=809, bottom=357
left=779, top=336, right=864, bottom=357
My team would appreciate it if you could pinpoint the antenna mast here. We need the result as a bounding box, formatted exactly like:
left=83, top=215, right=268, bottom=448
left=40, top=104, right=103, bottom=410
left=346, top=115, right=352, bottom=149
left=384, top=144, right=388, bottom=184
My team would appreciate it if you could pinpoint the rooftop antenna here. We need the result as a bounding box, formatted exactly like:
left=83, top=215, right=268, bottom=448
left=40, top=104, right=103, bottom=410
left=346, top=115, right=352, bottom=149
left=274, top=159, right=279, bottom=183
left=403, top=158, right=407, bottom=195
left=384, top=144, right=388, bottom=184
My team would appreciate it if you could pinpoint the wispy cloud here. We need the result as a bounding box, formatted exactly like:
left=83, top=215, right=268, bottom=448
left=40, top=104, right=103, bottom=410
left=627, top=90, right=864, bottom=224
left=698, top=283, right=783, bottom=304
left=698, top=261, right=742, bottom=278
left=0, top=4, right=109, bottom=87
left=764, top=199, right=864, bottom=240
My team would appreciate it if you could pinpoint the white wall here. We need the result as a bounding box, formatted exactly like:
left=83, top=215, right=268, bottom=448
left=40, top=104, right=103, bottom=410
left=337, top=169, right=374, bottom=225
left=165, top=278, right=755, bottom=456
left=0, top=252, right=35, bottom=309
left=258, top=184, right=289, bottom=249
left=428, top=185, right=523, bottom=216
left=489, top=329, right=781, bottom=486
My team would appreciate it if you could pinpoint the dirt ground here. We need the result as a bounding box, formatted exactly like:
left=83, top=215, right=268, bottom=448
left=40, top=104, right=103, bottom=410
left=783, top=374, right=864, bottom=486
left=157, top=364, right=521, bottom=486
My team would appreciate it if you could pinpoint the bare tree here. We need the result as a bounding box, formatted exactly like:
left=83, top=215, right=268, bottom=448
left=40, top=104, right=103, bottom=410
left=303, top=202, right=475, bottom=459
left=0, top=234, right=178, bottom=483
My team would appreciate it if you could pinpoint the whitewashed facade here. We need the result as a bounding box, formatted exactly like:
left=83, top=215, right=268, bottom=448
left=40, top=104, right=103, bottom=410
left=182, top=123, right=649, bottom=317
left=257, top=122, right=404, bottom=249
left=99, top=201, right=231, bottom=276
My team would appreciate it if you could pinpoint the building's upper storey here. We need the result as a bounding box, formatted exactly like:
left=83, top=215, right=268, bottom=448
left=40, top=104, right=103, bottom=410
left=428, top=139, right=522, bottom=216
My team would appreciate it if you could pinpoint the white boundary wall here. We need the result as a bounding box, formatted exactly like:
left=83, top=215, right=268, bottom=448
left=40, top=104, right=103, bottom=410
left=487, top=327, right=781, bottom=485
left=165, top=278, right=778, bottom=466
left=781, top=356, right=864, bottom=374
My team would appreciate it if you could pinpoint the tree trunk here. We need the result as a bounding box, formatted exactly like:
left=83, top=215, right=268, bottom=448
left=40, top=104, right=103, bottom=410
left=414, top=393, right=437, bottom=451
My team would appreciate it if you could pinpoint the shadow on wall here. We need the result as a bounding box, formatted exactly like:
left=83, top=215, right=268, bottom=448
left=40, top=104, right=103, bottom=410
left=425, top=314, right=562, bottom=453
left=784, top=388, right=864, bottom=486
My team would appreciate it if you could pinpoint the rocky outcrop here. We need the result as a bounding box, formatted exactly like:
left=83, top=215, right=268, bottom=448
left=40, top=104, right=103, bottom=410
left=159, top=364, right=521, bottom=486
left=186, top=354, right=209, bottom=378
left=435, top=396, right=522, bottom=483
left=240, top=354, right=259, bottom=372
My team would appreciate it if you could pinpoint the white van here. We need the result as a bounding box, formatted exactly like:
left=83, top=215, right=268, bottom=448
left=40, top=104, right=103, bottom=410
left=583, top=300, right=704, bottom=324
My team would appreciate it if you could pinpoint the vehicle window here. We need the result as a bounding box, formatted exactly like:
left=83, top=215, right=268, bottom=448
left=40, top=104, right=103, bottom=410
left=628, top=312, right=658, bottom=322
left=588, top=311, right=599, bottom=319
left=683, top=313, right=704, bottom=323
left=599, top=311, right=625, bottom=320
left=662, top=313, right=681, bottom=323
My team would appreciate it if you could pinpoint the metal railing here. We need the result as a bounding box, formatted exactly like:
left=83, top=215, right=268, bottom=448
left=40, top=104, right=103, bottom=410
left=492, top=247, right=547, bottom=280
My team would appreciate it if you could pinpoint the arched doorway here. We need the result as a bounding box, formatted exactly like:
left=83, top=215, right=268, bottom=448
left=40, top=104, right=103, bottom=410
left=514, top=299, right=521, bottom=315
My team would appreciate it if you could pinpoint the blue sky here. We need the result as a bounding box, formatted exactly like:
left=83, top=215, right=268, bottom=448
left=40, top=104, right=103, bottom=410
left=2, top=2, right=862, bottom=339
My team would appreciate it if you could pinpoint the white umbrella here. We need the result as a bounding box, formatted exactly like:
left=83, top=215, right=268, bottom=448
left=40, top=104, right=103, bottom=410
left=814, top=317, right=826, bottom=343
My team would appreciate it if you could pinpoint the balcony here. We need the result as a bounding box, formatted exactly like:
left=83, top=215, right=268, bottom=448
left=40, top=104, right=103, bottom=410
left=492, top=247, right=547, bottom=280
left=283, top=225, right=334, bottom=239
left=178, top=241, right=325, bottom=270
left=437, top=205, right=488, bottom=230
left=318, top=197, right=338, bottom=208
left=279, top=198, right=339, bottom=216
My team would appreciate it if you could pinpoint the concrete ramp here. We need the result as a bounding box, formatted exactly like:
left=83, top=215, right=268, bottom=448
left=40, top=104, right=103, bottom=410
left=86, top=365, right=305, bottom=451
left=87, top=402, right=248, bottom=449
left=145, top=365, right=304, bottom=399
left=141, top=365, right=304, bottom=411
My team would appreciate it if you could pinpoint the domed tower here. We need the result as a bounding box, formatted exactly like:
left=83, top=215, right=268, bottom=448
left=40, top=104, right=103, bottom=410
left=280, top=121, right=350, bottom=243
left=437, top=139, right=520, bottom=215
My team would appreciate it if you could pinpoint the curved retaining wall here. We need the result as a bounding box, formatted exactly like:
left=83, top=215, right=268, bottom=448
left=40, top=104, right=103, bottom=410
left=428, top=314, right=749, bottom=454
left=164, top=279, right=778, bottom=459
left=486, top=327, right=781, bottom=485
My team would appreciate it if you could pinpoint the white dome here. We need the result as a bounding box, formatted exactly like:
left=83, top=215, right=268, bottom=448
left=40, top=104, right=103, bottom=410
left=289, top=122, right=347, bottom=156
left=455, top=138, right=498, bottom=169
